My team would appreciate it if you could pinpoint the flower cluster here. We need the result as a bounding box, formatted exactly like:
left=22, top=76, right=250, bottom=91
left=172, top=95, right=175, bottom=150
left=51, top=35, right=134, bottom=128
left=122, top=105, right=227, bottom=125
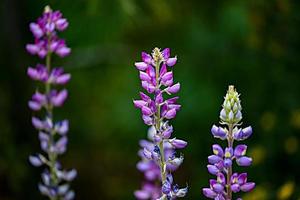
left=133, top=48, right=188, bottom=199
left=27, top=6, right=76, bottom=200
left=26, top=6, right=70, bottom=58
left=202, top=86, right=255, bottom=200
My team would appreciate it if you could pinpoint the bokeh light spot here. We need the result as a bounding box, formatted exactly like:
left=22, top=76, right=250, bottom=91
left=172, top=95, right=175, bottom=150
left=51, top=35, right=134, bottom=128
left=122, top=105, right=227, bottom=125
left=249, top=145, right=266, bottom=166
left=260, top=112, right=276, bottom=132
left=277, top=181, right=295, bottom=200
left=284, top=136, right=298, bottom=154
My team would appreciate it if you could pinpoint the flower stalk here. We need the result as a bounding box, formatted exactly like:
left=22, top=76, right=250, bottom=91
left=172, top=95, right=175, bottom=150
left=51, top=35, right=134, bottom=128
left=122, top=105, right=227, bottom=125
left=202, top=85, right=255, bottom=200
left=134, top=48, right=188, bottom=199
left=27, top=6, right=76, bottom=200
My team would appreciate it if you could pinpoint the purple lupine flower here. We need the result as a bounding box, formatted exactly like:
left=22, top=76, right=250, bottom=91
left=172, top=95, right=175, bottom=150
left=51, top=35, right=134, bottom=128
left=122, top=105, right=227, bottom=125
left=202, top=86, right=255, bottom=199
left=27, top=6, right=76, bottom=200
left=134, top=48, right=187, bottom=199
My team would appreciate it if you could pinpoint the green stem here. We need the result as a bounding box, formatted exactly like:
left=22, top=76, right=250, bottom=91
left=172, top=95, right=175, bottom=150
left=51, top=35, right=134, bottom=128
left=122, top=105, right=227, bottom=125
left=154, top=60, right=167, bottom=199
left=45, top=52, right=59, bottom=200
left=226, top=124, right=233, bottom=200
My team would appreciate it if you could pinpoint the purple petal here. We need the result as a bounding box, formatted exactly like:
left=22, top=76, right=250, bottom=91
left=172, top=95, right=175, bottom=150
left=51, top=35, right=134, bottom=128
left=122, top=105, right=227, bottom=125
left=237, top=173, right=248, bottom=185
left=207, top=165, right=219, bottom=175
left=231, top=183, right=240, bottom=193
left=212, top=183, right=224, bottom=193
left=202, top=188, right=217, bottom=198
left=212, top=144, right=224, bottom=157
left=56, top=120, right=69, bottom=135
left=234, top=144, right=247, bottom=157
left=32, top=117, right=44, bottom=129
left=236, top=156, right=252, bottom=166
left=162, top=126, right=173, bottom=139
left=55, top=136, right=68, bottom=154
left=142, top=115, right=153, bottom=125
left=64, top=169, right=77, bottom=181
left=170, top=139, right=187, bottom=149
left=240, top=182, right=255, bottom=192
left=208, top=155, right=222, bottom=164
left=64, top=190, right=75, bottom=200
left=29, top=155, right=43, bottom=167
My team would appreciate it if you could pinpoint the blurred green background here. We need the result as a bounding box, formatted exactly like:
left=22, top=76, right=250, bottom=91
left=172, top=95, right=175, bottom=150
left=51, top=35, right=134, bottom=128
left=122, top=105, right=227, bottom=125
left=1, top=0, right=300, bottom=199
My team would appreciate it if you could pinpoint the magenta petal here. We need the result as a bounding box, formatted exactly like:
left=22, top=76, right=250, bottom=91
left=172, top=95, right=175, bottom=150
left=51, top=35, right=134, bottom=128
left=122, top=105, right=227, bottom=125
left=142, top=115, right=153, bottom=125
left=134, top=190, right=150, bottom=199
left=141, top=52, right=152, bottom=64
left=28, top=101, right=42, bottom=111
left=26, top=44, right=39, bottom=54
left=166, top=83, right=180, bottom=94
left=56, top=46, right=71, bottom=57
left=161, top=71, right=173, bottom=85
left=141, top=106, right=152, bottom=116
left=52, top=89, right=68, bottom=106
left=56, top=18, right=68, bottom=31
left=139, top=92, right=151, bottom=101
left=164, top=108, right=176, bottom=119
left=139, top=71, right=152, bottom=82
left=135, top=62, right=148, bottom=71
left=133, top=100, right=147, bottom=108
left=166, top=57, right=177, bottom=67
left=162, top=48, right=170, bottom=59
left=56, top=74, right=71, bottom=84
left=30, top=23, right=44, bottom=38
left=27, top=67, right=38, bottom=80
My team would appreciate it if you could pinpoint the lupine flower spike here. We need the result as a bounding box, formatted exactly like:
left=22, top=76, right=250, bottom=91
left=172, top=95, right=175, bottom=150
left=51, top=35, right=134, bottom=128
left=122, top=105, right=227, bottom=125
left=27, top=6, right=76, bottom=200
left=134, top=48, right=188, bottom=200
left=202, top=85, right=255, bottom=200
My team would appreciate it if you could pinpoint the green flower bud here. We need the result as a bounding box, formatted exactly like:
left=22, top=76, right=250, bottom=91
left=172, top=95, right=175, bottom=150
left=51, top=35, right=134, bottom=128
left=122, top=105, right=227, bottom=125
left=220, top=85, right=242, bottom=124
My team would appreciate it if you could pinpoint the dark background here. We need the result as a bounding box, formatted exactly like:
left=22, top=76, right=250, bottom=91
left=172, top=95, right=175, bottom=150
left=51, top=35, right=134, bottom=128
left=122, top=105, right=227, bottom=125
left=1, top=0, right=300, bottom=199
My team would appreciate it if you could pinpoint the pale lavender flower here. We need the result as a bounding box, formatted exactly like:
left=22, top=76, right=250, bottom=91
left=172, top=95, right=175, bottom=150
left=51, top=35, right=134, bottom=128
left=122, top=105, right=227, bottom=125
left=202, top=86, right=255, bottom=200
left=134, top=48, right=187, bottom=199
left=27, top=6, right=76, bottom=200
